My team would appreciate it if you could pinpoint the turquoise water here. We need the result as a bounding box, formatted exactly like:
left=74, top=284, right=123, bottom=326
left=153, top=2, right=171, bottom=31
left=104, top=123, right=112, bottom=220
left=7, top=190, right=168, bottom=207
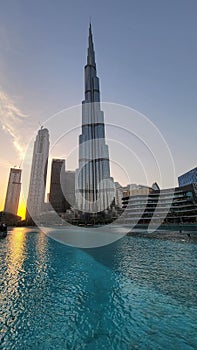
left=0, top=228, right=197, bottom=350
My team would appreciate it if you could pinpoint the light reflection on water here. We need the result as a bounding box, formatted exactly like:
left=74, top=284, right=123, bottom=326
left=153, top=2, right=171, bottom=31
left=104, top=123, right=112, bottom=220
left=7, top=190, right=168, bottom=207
left=0, top=227, right=197, bottom=350
left=3, top=228, right=27, bottom=304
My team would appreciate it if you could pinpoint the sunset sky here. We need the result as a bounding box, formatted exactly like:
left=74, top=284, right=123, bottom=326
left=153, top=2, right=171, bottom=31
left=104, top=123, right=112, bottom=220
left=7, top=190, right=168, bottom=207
left=0, top=0, right=196, bottom=218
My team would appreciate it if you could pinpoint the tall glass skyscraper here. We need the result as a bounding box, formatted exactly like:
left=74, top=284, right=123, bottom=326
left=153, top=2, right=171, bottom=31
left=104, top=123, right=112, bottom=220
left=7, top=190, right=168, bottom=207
left=76, top=23, right=114, bottom=213
left=26, top=127, right=49, bottom=221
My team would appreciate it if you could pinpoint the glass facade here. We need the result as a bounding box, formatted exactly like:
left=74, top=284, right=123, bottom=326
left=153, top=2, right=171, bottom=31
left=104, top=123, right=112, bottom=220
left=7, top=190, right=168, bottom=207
left=76, top=24, right=114, bottom=213
left=178, top=167, right=197, bottom=186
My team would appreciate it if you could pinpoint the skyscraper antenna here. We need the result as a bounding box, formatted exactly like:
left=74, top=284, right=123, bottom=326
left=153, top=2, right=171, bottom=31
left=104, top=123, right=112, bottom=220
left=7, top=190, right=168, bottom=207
left=39, top=121, right=43, bottom=129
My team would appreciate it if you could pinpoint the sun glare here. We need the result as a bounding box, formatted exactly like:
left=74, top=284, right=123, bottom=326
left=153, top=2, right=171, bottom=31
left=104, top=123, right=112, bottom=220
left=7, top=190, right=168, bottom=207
left=17, top=201, right=26, bottom=220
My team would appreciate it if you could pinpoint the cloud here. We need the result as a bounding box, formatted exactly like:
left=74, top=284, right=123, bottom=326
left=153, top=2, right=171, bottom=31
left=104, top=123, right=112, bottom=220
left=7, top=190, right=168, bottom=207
left=0, top=89, right=29, bottom=159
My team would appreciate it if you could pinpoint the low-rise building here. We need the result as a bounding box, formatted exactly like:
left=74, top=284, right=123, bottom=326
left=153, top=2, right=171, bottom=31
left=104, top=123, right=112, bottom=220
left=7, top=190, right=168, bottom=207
left=122, top=184, right=152, bottom=199
left=122, top=184, right=197, bottom=226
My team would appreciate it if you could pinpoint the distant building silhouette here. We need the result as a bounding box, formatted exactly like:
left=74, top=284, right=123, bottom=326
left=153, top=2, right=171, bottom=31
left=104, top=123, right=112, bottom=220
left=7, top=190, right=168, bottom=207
left=49, top=159, right=76, bottom=214
left=26, top=128, right=49, bottom=221
left=0, top=211, right=21, bottom=226
left=4, top=168, right=21, bottom=215
left=49, top=159, right=66, bottom=213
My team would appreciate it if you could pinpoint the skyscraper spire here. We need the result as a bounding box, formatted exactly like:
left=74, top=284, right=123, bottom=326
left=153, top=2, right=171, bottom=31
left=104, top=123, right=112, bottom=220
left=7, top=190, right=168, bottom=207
left=76, top=24, right=114, bottom=214
left=85, top=23, right=100, bottom=103
left=87, top=21, right=96, bottom=67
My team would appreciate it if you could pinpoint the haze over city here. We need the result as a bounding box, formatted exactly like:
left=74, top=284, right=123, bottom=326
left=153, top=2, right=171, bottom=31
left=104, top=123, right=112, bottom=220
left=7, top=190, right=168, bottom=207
left=0, top=0, right=196, bottom=219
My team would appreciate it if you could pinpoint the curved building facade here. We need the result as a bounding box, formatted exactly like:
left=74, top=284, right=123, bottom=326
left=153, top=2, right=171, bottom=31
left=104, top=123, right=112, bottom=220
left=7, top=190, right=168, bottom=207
left=122, top=184, right=197, bottom=226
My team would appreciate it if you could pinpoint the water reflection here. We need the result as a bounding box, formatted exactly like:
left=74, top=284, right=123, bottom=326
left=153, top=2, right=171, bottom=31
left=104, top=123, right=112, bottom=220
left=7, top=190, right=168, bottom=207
left=35, top=231, right=49, bottom=274
left=5, top=228, right=27, bottom=298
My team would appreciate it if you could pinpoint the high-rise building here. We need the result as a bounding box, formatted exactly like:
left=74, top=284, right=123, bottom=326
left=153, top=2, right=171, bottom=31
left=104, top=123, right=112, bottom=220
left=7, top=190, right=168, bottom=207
left=65, top=170, right=75, bottom=208
left=26, top=128, right=49, bottom=221
left=4, top=168, right=21, bottom=215
left=49, top=159, right=66, bottom=213
left=114, top=182, right=123, bottom=208
left=76, top=23, right=114, bottom=213
left=178, top=167, right=197, bottom=187
left=49, top=160, right=76, bottom=214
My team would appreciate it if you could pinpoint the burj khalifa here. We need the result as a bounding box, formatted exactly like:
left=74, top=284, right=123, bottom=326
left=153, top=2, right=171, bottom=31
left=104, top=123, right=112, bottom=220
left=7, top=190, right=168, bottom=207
left=76, top=23, right=114, bottom=213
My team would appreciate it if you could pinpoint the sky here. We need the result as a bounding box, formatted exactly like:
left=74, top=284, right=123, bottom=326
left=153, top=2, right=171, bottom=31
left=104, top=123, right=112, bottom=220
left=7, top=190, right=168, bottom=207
left=0, top=0, right=197, bottom=217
